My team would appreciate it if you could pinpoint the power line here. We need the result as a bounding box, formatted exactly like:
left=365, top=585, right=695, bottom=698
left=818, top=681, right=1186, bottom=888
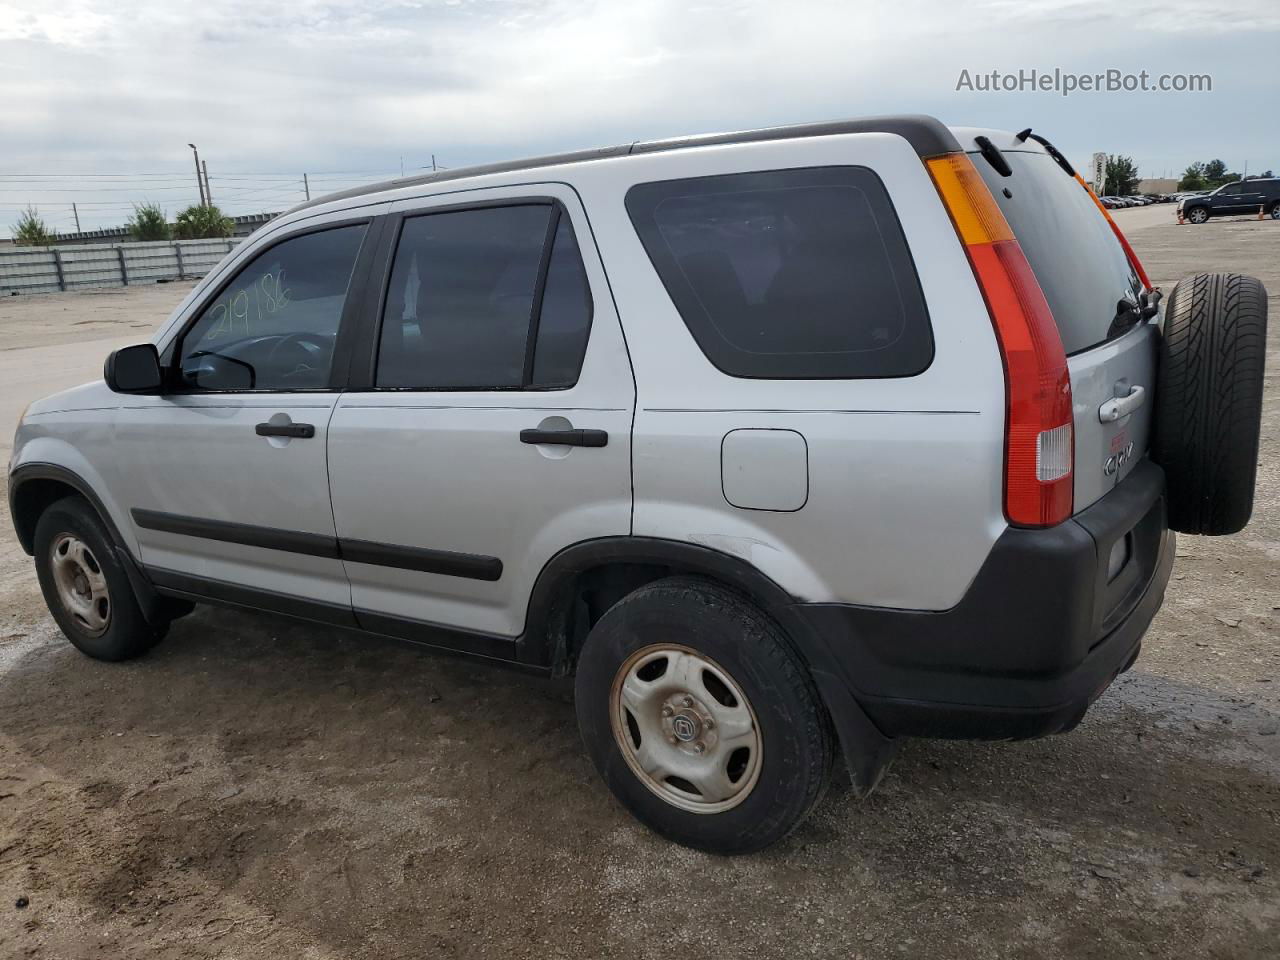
left=0, top=169, right=408, bottom=178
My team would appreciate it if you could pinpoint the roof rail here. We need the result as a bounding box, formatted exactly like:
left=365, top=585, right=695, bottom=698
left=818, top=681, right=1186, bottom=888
left=286, top=114, right=959, bottom=216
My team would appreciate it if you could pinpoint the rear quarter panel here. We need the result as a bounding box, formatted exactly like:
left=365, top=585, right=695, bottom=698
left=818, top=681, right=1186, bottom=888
left=573, top=133, right=1007, bottom=610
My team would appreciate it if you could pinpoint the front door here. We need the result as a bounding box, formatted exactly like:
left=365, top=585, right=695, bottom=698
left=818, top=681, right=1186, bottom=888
left=112, top=220, right=376, bottom=612
left=326, top=187, right=634, bottom=650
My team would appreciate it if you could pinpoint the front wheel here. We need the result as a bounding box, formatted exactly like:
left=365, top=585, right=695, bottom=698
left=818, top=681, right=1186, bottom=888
left=574, top=577, right=834, bottom=854
left=34, top=497, right=166, bottom=661
left=1186, top=206, right=1210, bottom=224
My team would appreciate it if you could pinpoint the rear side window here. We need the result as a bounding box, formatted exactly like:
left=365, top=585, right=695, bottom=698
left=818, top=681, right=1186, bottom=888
left=376, top=204, right=593, bottom=391
left=625, top=167, right=932, bottom=379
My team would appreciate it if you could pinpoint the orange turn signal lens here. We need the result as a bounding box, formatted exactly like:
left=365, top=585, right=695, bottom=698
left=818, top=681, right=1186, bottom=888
left=925, top=153, right=1014, bottom=246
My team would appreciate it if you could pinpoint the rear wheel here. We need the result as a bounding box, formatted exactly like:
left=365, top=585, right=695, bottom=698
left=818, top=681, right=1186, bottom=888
left=34, top=497, right=167, bottom=661
left=1153, top=273, right=1268, bottom=534
left=1269, top=201, right=1280, bottom=220
left=574, top=577, right=833, bottom=854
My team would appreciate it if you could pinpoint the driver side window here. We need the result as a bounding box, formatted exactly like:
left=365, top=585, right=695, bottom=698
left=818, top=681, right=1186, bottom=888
left=176, top=223, right=367, bottom=391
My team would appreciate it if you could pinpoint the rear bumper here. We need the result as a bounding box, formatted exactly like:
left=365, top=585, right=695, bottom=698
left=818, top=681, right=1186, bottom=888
left=793, top=460, right=1174, bottom=740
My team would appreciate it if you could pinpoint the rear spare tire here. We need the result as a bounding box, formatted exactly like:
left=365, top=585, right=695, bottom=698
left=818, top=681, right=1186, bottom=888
left=1153, top=273, right=1267, bottom=535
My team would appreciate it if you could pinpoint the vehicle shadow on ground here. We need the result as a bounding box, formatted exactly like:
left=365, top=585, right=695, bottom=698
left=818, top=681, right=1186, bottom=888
left=3, top=607, right=1278, bottom=959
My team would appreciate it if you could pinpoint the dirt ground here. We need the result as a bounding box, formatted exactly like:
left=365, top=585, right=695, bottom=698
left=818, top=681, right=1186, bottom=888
left=1, top=207, right=1278, bottom=959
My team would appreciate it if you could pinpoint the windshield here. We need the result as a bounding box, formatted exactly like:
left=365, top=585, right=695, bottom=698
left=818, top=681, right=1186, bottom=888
left=972, top=149, right=1140, bottom=355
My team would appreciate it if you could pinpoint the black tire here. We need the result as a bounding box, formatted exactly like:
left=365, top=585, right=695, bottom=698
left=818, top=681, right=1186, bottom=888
left=1153, top=273, right=1268, bottom=535
left=1185, top=205, right=1210, bottom=224
left=574, top=577, right=834, bottom=854
left=33, top=496, right=166, bottom=661
left=1269, top=201, right=1280, bottom=220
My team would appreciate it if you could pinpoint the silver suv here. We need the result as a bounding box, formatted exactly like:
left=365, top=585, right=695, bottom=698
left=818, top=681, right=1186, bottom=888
left=9, top=117, right=1268, bottom=853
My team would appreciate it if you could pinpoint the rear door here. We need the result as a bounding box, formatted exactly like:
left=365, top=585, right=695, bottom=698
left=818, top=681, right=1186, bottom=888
left=970, top=140, right=1155, bottom=511
left=326, top=185, right=635, bottom=649
left=1213, top=182, right=1259, bottom=215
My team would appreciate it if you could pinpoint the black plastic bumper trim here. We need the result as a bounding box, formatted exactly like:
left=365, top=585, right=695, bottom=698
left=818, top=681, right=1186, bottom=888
left=793, top=460, right=1175, bottom=740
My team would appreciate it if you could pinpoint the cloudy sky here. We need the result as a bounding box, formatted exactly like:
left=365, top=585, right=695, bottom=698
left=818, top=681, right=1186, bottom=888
left=2, top=0, right=1278, bottom=235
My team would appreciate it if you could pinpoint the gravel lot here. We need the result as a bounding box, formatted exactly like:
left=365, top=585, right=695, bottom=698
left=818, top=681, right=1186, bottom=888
left=2, top=206, right=1278, bottom=959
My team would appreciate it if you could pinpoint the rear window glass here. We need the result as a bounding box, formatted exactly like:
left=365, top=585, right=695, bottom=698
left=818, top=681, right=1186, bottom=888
left=973, top=150, right=1139, bottom=355
left=625, top=167, right=933, bottom=379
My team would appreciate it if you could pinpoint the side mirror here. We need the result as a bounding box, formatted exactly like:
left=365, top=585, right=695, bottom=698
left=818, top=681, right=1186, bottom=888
left=104, top=343, right=163, bottom=394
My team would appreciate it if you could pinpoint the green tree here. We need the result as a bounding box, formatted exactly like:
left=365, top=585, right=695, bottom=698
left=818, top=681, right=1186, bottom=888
left=11, top=206, right=56, bottom=246
left=174, top=204, right=233, bottom=240
left=1203, top=159, right=1228, bottom=182
left=1178, top=162, right=1207, bottom=191
left=1104, top=155, right=1140, bottom=196
left=127, top=202, right=170, bottom=241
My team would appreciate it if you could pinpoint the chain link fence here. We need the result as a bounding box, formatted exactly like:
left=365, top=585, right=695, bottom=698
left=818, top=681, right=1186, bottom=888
left=0, top=238, right=243, bottom=296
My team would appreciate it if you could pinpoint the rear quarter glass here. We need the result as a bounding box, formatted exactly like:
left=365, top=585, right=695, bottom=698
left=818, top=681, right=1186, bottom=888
left=625, top=166, right=933, bottom=379
left=972, top=150, right=1139, bottom=356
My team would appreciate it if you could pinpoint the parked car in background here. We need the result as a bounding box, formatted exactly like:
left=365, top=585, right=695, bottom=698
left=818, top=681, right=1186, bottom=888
left=1179, top=178, right=1280, bottom=223
left=8, top=116, right=1269, bottom=853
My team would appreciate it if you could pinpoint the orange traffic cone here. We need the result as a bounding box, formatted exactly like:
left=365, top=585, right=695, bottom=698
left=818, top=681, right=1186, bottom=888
left=1259, top=204, right=1266, bottom=221
left=1177, top=209, right=1185, bottom=224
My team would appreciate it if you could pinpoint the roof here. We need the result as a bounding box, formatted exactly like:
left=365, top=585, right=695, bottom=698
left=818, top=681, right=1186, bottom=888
left=286, top=114, right=961, bottom=216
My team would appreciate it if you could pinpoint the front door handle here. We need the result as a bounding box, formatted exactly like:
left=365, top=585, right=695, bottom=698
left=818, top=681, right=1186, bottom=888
left=256, top=421, right=316, bottom=439
left=1098, top=385, right=1145, bottom=423
left=520, top=428, right=608, bottom=448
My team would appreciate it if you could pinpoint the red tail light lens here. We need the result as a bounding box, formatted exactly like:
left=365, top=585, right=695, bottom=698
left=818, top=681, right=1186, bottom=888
left=927, top=153, right=1073, bottom=527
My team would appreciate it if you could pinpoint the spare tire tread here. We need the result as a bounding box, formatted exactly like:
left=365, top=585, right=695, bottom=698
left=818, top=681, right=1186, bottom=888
left=1154, top=272, right=1267, bottom=535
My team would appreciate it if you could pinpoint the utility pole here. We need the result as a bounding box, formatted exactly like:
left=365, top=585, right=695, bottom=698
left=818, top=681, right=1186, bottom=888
left=203, top=160, right=213, bottom=205
left=303, top=173, right=310, bottom=200
left=431, top=154, right=437, bottom=172
left=72, top=203, right=81, bottom=232
left=188, top=143, right=206, bottom=206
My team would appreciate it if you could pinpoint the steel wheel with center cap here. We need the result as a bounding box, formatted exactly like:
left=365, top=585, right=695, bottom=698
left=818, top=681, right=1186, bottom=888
left=50, top=534, right=112, bottom=637
left=34, top=496, right=168, bottom=661
left=576, top=577, right=834, bottom=854
left=611, top=644, right=763, bottom=814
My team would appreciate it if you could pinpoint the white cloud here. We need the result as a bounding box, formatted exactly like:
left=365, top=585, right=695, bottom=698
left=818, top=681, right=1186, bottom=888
left=1, top=0, right=1275, bottom=232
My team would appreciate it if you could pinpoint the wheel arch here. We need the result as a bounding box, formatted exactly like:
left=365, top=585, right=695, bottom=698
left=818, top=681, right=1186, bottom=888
left=8, top=463, right=130, bottom=556
left=521, top=536, right=897, bottom=794
left=8, top=463, right=166, bottom=625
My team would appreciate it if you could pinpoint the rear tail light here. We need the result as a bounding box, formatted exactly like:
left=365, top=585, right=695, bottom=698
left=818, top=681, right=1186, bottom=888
left=926, top=152, right=1073, bottom=527
left=1075, top=174, right=1153, bottom=290
left=1036, top=423, right=1072, bottom=482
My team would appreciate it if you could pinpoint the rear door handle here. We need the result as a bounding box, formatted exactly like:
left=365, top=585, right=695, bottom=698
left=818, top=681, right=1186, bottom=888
left=256, top=422, right=316, bottom=439
left=1098, top=385, right=1145, bottom=423
left=520, top=428, right=608, bottom=448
